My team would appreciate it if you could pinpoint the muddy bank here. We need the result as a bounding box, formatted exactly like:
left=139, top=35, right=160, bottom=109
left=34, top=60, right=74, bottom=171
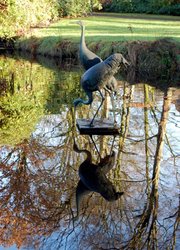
left=3, top=37, right=180, bottom=87
left=0, top=37, right=15, bottom=51
left=126, top=39, right=180, bottom=87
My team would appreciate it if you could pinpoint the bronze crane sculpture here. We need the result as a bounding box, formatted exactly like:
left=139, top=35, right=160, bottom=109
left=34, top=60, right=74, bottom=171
left=73, top=141, right=124, bottom=219
left=74, top=20, right=102, bottom=70
left=73, top=53, right=129, bottom=126
left=73, top=20, right=118, bottom=93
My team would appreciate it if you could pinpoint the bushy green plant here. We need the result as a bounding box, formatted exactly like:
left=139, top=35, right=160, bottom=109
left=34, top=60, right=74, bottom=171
left=0, top=0, right=102, bottom=38
left=103, top=0, right=180, bottom=15
left=58, top=0, right=89, bottom=17
left=57, top=0, right=102, bottom=17
left=158, top=4, right=180, bottom=15
left=132, top=0, right=150, bottom=13
left=109, top=0, right=133, bottom=12
left=0, top=0, right=59, bottom=38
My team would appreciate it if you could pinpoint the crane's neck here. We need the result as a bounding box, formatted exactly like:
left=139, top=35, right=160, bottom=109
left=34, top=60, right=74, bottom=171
left=74, top=91, right=93, bottom=107
left=76, top=147, right=92, bottom=163
left=80, top=25, right=86, bottom=48
left=84, top=91, right=93, bottom=105
left=75, top=181, right=91, bottom=219
left=83, top=149, right=92, bottom=164
left=80, top=91, right=93, bottom=105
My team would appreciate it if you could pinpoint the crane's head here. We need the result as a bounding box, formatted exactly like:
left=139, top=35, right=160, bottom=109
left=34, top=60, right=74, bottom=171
left=113, top=53, right=130, bottom=68
left=73, top=140, right=79, bottom=152
left=115, top=191, right=124, bottom=200
left=70, top=20, right=84, bottom=27
left=73, top=98, right=83, bottom=107
left=122, top=56, right=130, bottom=68
left=101, top=188, right=124, bottom=202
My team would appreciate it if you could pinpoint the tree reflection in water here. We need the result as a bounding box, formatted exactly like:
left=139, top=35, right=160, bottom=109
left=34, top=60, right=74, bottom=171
left=0, top=59, right=179, bottom=249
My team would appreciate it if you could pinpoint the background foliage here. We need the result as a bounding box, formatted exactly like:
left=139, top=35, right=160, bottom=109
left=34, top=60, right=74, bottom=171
left=0, top=0, right=102, bottom=38
left=58, top=0, right=102, bottom=17
left=102, top=0, right=180, bottom=15
left=1, top=0, right=179, bottom=39
left=0, top=56, right=49, bottom=145
left=0, top=0, right=60, bottom=37
left=0, top=55, right=83, bottom=145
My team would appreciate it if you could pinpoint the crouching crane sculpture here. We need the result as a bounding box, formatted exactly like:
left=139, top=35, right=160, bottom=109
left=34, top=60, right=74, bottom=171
left=73, top=141, right=124, bottom=219
left=73, top=53, right=129, bottom=126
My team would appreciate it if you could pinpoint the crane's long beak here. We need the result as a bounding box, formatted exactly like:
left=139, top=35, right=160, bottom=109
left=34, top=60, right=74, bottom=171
left=123, top=58, right=130, bottom=68
left=69, top=20, right=84, bottom=27
left=69, top=20, right=82, bottom=26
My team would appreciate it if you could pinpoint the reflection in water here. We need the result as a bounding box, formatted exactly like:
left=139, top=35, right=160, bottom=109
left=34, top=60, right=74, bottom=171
left=127, top=89, right=176, bottom=248
left=0, top=54, right=81, bottom=145
left=73, top=141, right=124, bottom=219
left=172, top=89, right=180, bottom=112
left=0, top=54, right=179, bottom=249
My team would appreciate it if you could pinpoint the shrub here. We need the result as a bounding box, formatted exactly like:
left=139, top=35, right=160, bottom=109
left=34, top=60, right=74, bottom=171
left=57, top=0, right=102, bottom=17
left=158, top=4, right=180, bottom=15
left=57, top=0, right=91, bottom=17
left=102, top=0, right=180, bottom=15
left=108, top=0, right=133, bottom=13
left=0, top=0, right=102, bottom=38
left=0, top=0, right=59, bottom=38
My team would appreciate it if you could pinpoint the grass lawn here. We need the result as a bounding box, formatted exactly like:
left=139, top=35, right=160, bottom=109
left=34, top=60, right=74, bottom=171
left=30, top=12, right=180, bottom=43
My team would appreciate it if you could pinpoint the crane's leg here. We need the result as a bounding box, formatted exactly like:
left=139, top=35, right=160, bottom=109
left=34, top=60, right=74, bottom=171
left=90, top=135, right=101, bottom=160
left=72, top=107, right=77, bottom=131
left=110, top=93, right=117, bottom=126
left=89, top=88, right=105, bottom=127
left=110, top=135, right=116, bottom=155
left=104, top=87, right=117, bottom=125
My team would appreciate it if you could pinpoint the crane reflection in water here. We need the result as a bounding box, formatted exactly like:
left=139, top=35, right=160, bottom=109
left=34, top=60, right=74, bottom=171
left=73, top=140, right=124, bottom=219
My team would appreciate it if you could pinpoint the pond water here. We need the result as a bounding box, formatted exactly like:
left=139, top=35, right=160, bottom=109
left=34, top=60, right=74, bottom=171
left=0, top=53, right=179, bottom=250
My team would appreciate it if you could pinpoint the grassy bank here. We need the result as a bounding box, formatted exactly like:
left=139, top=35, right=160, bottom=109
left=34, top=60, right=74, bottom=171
left=14, top=13, right=179, bottom=84
left=15, top=13, right=180, bottom=58
left=17, top=13, right=180, bottom=42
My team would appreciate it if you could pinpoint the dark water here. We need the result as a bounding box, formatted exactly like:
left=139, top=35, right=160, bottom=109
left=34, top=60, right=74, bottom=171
left=0, top=53, right=179, bottom=250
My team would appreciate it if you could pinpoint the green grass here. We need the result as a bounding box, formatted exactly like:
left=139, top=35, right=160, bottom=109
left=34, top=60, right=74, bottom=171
left=29, top=13, right=180, bottom=43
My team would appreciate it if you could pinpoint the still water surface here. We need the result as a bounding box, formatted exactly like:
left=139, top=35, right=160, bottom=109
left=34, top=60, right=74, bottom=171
left=0, top=54, right=179, bottom=250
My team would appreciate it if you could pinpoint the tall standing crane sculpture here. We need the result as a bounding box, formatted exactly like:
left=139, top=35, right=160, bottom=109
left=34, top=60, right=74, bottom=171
left=73, top=141, right=124, bottom=219
left=73, top=53, right=129, bottom=126
left=74, top=20, right=102, bottom=70
left=73, top=20, right=117, bottom=93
